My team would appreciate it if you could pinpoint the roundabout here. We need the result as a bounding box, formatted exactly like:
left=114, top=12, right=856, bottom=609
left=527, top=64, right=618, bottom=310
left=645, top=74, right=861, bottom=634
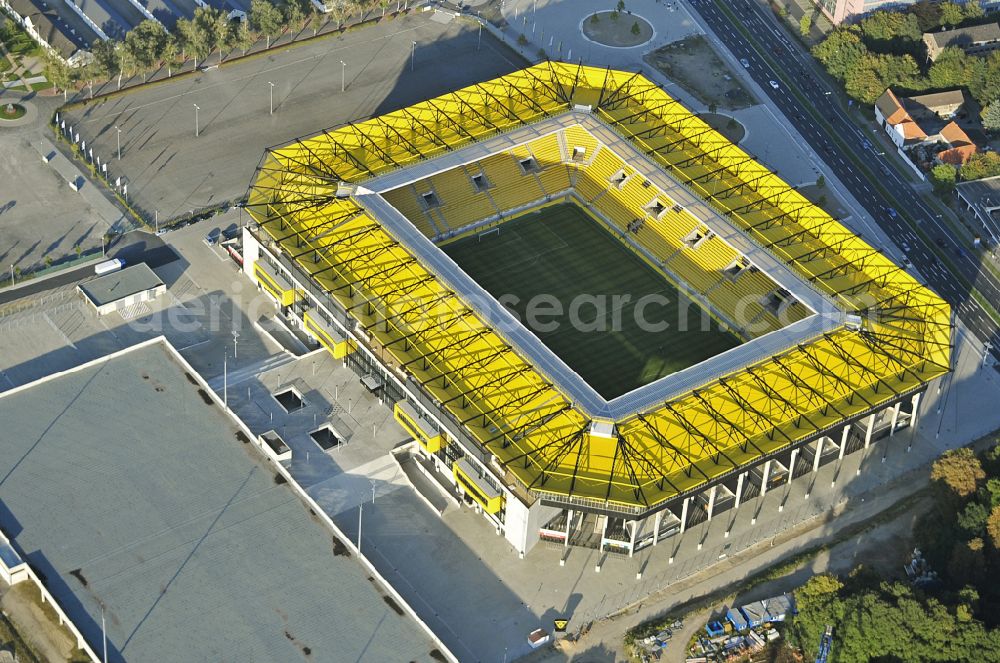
left=0, top=102, right=26, bottom=121
left=581, top=11, right=654, bottom=48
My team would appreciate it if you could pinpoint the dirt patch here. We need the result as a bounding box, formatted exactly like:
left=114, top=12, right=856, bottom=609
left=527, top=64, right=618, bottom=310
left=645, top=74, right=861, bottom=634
left=273, top=473, right=287, bottom=485
left=0, top=582, right=81, bottom=662
left=644, top=35, right=755, bottom=110
left=429, top=649, right=448, bottom=662
left=582, top=12, right=653, bottom=48
left=235, top=431, right=251, bottom=445
left=697, top=112, right=746, bottom=144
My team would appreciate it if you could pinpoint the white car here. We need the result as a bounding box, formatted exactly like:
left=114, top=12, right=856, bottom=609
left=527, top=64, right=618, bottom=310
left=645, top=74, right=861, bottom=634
left=769, top=80, right=780, bottom=90
left=740, top=58, right=750, bottom=68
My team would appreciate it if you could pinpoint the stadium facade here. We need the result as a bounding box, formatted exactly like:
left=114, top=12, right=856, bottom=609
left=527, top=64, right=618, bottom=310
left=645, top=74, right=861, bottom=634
left=242, top=62, right=952, bottom=558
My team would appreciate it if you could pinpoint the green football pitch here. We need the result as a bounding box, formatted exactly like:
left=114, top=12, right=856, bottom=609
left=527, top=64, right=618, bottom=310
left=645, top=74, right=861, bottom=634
left=442, top=203, right=742, bottom=399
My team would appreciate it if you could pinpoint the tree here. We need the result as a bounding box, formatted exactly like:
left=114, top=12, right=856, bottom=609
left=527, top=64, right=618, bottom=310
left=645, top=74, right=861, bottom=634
left=610, top=9, right=619, bottom=21
left=859, top=10, right=921, bottom=49
left=43, top=51, right=75, bottom=100
left=591, top=12, right=599, bottom=24
left=233, top=19, right=255, bottom=55
left=947, top=538, right=986, bottom=587
left=988, top=505, right=1000, bottom=549
left=161, top=34, right=180, bottom=76
left=285, top=0, right=308, bottom=29
left=930, top=163, right=957, bottom=194
left=812, top=29, right=868, bottom=81
left=799, top=13, right=811, bottom=38
left=939, top=1, right=965, bottom=27
left=928, top=47, right=974, bottom=90
left=310, top=8, right=324, bottom=36
left=911, top=0, right=942, bottom=32
left=931, top=448, right=986, bottom=497
left=123, top=19, right=168, bottom=81
left=90, top=39, right=119, bottom=80
left=983, top=103, right=1000, bottom=132
left=816, top=174, right=825, bottom=188
left=965, top=0, right=985, bottom=20
left=957, top=500, right=989, bottom=535
left=517, top=33, right=528, bottom=47
left=961, top=152, right=1000, bottom=180
left=631, top=21, right=640, bottom=36
left=250, top=0, right=285, bottom=48
left=616, top=0, right=625, bottom=12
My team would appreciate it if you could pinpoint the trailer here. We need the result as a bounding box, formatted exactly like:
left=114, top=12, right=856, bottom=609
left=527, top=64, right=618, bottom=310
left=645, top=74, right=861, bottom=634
left=94, top=258, right=124, bottom=275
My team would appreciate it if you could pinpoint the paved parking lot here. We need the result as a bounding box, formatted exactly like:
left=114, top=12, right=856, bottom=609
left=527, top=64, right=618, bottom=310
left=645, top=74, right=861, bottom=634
left=61, top=12, right=524, bottom=221
left=0, top=115, right=129, bottom=276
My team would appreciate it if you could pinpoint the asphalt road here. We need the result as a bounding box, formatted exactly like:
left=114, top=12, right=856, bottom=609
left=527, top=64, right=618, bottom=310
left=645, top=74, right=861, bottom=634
left=688, top=0, right=1000, bottom=360
left=0, top=232, right=177, bottom=306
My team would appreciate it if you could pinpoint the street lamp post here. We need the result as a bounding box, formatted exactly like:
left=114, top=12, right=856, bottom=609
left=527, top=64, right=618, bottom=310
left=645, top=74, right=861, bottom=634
left=232, top=330, right=240, bottom=359
left=478, top=22, right=482, bottom=51
left=340, top=60, right=346, bottom=92
left=193, top=103, right=200, bottom=137
left=115, top=125, right=121, bottom=160
left=411, top=40, right=416, bottom=71
left=268, top=81, right=275, bottom=115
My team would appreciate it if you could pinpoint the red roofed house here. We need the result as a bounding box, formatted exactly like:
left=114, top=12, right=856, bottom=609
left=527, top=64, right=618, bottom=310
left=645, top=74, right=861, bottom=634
left=874, top=88, right=978, bottom=172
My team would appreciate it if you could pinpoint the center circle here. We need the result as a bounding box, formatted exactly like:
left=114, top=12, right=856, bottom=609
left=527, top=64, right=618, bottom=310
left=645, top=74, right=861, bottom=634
left=582, top=11, right=654, bottom=48
left=0, top=103, right=26, bottom=121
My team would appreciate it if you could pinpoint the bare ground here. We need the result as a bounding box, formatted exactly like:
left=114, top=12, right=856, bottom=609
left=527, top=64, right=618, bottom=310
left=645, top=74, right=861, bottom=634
left=643, top=35, right=755, bottom=111
left=0, top=582, right=84, bottom=662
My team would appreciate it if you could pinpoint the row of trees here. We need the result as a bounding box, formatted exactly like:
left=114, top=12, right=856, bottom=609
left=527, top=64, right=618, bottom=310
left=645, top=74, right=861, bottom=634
left=44, top=0, right=403, bottom=96
left=810, top=1, right=1000, bottom=105
left=784, top=443, right=1000, bottom=661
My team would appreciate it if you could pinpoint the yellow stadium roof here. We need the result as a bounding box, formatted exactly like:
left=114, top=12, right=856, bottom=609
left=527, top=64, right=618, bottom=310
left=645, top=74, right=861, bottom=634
left=246, top=62, right=951, bottom=514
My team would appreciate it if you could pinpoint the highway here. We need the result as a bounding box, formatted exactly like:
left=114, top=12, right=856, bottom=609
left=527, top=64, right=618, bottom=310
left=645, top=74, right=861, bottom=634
left=687, top=0, right=1000, bottom=359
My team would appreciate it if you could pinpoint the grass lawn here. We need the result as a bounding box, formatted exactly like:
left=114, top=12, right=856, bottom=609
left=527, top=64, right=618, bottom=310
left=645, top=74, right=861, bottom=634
left=443, top=203, right=741, bottom=399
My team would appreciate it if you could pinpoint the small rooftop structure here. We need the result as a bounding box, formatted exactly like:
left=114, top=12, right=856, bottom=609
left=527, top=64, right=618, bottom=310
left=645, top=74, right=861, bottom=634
left=924, top=22, right=1000, bottom=62
left=0, top=337, right=446, bottom=662
left=77, top=262, right=165, bottom=315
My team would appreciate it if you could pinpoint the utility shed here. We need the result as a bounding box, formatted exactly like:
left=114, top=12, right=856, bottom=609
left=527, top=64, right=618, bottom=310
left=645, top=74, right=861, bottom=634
left=77, top=262, right=165, bottom=315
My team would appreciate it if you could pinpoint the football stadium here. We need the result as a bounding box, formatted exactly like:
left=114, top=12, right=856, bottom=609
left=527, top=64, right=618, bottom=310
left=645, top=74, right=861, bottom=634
left=242, top=62, right=952, bottom=557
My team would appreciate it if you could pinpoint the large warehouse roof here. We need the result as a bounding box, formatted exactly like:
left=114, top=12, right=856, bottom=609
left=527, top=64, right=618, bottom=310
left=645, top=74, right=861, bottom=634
left=0, top=338, right=444, bottom=662
left=246, top=62, right=951, bottom=513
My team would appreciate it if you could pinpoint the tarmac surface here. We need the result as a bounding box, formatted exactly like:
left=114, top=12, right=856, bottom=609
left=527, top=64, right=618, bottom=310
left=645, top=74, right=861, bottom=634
left=61, top=11, right=525, bottom=221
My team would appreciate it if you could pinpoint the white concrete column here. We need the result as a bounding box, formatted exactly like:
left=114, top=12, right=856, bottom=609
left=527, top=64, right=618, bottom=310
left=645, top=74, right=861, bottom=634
left=864, top=413, right=876, bottom=448
left=812, top=438, right=825, bottom=472
left=679, top=497, right=690, bottom=534
left=788, top=448, right=799, bottom=484
left=911, top=392, right=921, bottom=428
left=760, top=460, right=772, bottom=496
left=839, top=424, right=850, bottom=460
left=652, top=510, right=663, bottom=546
left=628, top=520, right=637, bottom=558
left=706, top=485, right=718, bottom=521
left=889, top=402, right=901, bottom=438
left=734, top=472, right=746, bottom=509
left=564, top=509, right=573, bottom=547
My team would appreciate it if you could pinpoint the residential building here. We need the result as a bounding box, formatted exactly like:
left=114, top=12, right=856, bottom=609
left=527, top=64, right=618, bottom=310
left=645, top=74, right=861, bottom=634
left=923, top=22, right=1000, bottom=61
left=874, top=88, right=978, bottom=170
